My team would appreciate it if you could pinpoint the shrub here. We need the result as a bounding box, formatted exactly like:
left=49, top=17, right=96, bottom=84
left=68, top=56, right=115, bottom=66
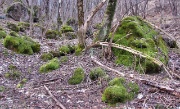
left=68, top=68, right=85, bottom=85
left=60, top=56, right=68, bottom=63
left=40, top=53, right=53, bottom=61
left=3, top=35, right=40, bottom=54
left=0, top=30, right=7, bottom=39
left=39, top=58, right=60, bottom=73
left=45, top=30, right=58, bottom=39
left=89, top=67, right=105, bottom=81
left=7, top=22, right=20, bottom=32
left=9, top=31, right=19, bottom=37
left=102, top=77, right=139, bottom=104
left=61, top=25, right=74, bottom=33
left=59, top=45, right=70, bottom=55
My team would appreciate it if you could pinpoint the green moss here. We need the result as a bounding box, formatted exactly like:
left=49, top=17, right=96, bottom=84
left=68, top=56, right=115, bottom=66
left=0, top=26, right=4, bottom=30
left=18, top=22, right=30, bottom=32
left=75, top=45, right=83, bottom=56
left=45, top=30, right=58, bottom=39
left=0, top=86, right=5, bottom=92
left=17, top=78, right=27, bottom=88
left=102, top=77, right=139, bottom=104
left=66, top=18, right=76, bottom=25
left=39, top=58, right=60, bottom=73
left=50, top=50, right=61, bottom=57
left=64, top=32, right=77, bottom=39
left=9, top=31, right=19, bottom=37
left=40, top=53, right=53, bottom=61
left=5, top=71, right=21, bottom=79
left=68, top=68, right=85, bottom=85
left=7, top=22, right=20, bottom=32
left=59, top=45, right=70, bottom=55
left=112, top=16, right=168, bottom=74
left=0, top=30, right=7, bottom=39
left=89, top=67, right=105, bottom=81
left=3, top=35, right=40, bottom=54
left=60, top=56, right=68, bottom=63
left=61, top=25, right=74, bottom=33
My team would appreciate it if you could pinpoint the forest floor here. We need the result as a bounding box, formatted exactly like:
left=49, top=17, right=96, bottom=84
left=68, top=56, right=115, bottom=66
left=0, top=5, right=180, bottom=109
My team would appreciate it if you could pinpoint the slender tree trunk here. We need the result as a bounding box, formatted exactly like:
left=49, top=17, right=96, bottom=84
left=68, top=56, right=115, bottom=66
left=77, top=0, right=86, bottom=48
left=29, top=0, right=33, bottom=37
left=96, top=0, right=117, bottom=41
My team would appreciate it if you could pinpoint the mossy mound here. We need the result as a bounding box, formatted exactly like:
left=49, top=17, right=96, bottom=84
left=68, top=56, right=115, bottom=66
left=45, top=30, right=58, bottom=39
left=3, top=35, right=40, bottom=55
left=18, top=22, right=30, bottom=32
left=39, top=58, right=60, bottom=73
left=68, top=68, right=85, bottom=85
left=40, top=53, right=53, bottom=61
left=89, top=67, right=105, bottom=81
left=60, top=56, right=68, bottom=63
left=64, top=32, right=77, bottom=40
left=61, top=25, right=74, bottom=33
left=7, top=22, right=20, bottom=32
left=112, top=16, right=168, bottom=73
left=102, top=77, right=139, bottom=104
left=9, top=31, right=19, bottom=37
left=0, top=30, right=7, bottom=39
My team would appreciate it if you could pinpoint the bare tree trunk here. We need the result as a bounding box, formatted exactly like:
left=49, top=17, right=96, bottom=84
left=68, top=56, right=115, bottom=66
left=96, top=0, right=117, bottom=41
left=29, top=0, right=33, bottom=37
left=77, top=0, right=85, bottom=48
left=57, top=0, right=61, bottom=31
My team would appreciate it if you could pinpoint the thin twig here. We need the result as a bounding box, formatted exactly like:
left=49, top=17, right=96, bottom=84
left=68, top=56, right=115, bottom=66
left=44, top=85, right=66, bottom=109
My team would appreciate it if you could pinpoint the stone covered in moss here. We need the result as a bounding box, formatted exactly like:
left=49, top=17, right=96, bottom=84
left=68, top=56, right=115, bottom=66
left=7, top=22, right=20, bottom=32
left=68, top=68, right=85, bottom=85
left=40, top=53, right=53, bottom=61
left=3, top=35, right=40, bottom=54
left=112, top=16, right=168, bottom=73
left=9, top=31, right=19, bottom=37
left=45, top=30, right=58, bottom=39
left=102, top=77, right=139, bottom=104
left=39, top=58, right=60, bottom=73
left=59, top=45, right=71, bottom=55
left=0, top=30, right=7, bottom=39
left=61, top=25, right=74, bottom=33
left=18, top=22, right=30, bottom=32
left=89, top=67, right=105, bottom=81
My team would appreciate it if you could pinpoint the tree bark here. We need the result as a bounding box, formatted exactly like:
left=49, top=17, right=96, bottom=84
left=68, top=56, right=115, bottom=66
left=96, top=0, right=117, bottom=41
left=29, top=0, right=33, bottom=37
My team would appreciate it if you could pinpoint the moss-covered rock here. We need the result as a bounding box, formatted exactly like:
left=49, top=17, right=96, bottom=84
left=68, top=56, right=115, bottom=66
left=7, top=22, right=20, bottom=32
left=68, top=68, right=85, bottom=85
left=18, top=22, right=30, bottom=32
left=59, top=45, right=70, bottom=55
left=9, top=31, right=19, bottom=37
left=102, top=77, right=139, bottom=104
left=3, top=35, right=40, bottom=54
left=0, top=30, right=7, bottom=39
left=64, top=32, right=77, bottom=40
left=45, top=30, right=58, bottom=39
left=61, top=25, right=74, bottom=33
left=39, top=58, right=60, bottom=73
left=89, top=67, right=105, bottom=81
left=112, top=16, right=169, bottom=73
left=40, top=53, right=53, bottom=61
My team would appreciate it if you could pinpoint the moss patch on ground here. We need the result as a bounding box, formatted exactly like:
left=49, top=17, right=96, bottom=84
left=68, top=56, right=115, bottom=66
left=7, top=22, right=20, bottom=32
left=68, top=68, right=85, bottom=85
left=3, top=35, right=40, bottom=55
left=102, top=77, right=139, bottom=104
left=61, top=25, right=74, bottom=33
left=0, top=30, right=7, bottom=39
left=45, top=30, right=59, bottom=39
left=89, top=67, right=106, bottom=81
left=112, top=16, right=168, bottom=73
left=39, top=58, right=60, bottom=73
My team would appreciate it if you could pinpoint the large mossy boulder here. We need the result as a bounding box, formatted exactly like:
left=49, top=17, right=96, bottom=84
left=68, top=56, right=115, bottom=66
left=3, top=35, right=40, bottom=54
left=112, top=16, right=168, bottom=73
left=6, top=2, right=29, bottom=21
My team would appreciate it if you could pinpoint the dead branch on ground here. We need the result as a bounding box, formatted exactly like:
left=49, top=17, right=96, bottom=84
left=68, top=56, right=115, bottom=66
left=44, top=85, right=66, bottom=109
